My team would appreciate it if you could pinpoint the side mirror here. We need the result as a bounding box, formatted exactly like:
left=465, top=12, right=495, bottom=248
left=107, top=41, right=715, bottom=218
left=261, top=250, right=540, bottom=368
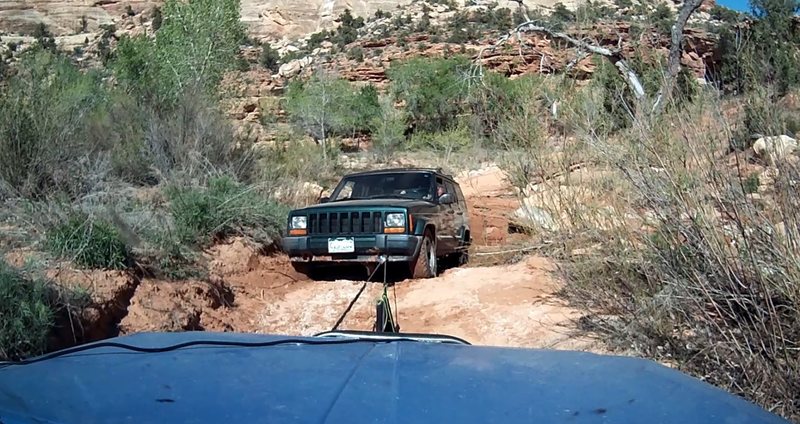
left=319, top=196, right=330, bottom=203
left=439, top=193, right=454, bottom=204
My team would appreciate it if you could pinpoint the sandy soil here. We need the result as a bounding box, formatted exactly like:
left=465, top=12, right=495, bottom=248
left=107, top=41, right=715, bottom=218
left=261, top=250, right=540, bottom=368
left=254, top=255, right=601, bottom=350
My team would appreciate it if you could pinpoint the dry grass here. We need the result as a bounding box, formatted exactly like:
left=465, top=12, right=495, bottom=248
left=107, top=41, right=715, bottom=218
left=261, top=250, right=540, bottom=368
left=503, top=86, right=800, bottom=420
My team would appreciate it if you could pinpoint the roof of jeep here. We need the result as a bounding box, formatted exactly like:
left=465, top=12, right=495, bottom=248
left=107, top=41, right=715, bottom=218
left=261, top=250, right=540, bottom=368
left=344, top=167, right=456, bottom=181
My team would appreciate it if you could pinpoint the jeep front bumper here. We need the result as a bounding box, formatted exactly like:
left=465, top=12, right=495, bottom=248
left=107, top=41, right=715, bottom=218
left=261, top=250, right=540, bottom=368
left=282, top=234, right=423, bottom=263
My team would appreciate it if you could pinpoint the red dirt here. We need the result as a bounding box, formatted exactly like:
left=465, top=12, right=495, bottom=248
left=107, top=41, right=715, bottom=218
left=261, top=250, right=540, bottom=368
left=119, top=166, right=602, bottom=352
left=9, top=165, right=598, bottom=353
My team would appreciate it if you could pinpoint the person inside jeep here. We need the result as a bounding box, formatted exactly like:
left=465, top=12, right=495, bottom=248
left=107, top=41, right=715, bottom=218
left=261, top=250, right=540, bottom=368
left=330, top=172, right=434, bottom=201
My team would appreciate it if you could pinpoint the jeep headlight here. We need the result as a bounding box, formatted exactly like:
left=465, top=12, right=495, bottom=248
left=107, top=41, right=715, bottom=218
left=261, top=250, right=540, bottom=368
left=290, top=216, right=307, bottom=229
left=384, top=213, right=405, bottom=228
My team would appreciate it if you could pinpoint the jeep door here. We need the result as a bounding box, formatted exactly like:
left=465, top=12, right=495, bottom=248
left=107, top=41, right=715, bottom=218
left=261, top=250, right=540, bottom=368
left=435, top=176, right=459, bottom=254
left=451, top=181, right=469, bottom=246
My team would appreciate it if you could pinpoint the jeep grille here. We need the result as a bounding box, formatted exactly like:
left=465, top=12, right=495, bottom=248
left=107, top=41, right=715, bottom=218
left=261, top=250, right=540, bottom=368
left=307, top=211, right=385, bottom=235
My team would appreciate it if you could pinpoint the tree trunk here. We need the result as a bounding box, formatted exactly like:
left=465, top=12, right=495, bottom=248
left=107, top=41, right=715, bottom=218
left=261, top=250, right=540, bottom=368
left=653, top=0, right=705, bottom=114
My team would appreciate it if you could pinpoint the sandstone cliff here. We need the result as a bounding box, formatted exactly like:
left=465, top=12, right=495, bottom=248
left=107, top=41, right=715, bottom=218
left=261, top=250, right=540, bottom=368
left=0, top=0, right=577, bottom=40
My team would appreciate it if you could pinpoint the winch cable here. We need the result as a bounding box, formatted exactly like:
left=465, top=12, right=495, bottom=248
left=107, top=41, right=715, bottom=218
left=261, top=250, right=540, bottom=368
left=329, top=257, right=385, bottom=332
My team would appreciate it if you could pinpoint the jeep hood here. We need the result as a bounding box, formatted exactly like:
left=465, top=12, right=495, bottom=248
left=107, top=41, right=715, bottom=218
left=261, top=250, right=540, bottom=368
left=0, top=332, right=789, bottom=424
left=293, top=198, right=434, bottom=212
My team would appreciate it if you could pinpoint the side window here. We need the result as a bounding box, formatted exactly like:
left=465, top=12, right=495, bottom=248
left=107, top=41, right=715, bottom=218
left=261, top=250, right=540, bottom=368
left=455, top=184, right=465, bottom=204
left=436, top=177, right=445, bottom=198
left=445, top=181, right=456, bottom=197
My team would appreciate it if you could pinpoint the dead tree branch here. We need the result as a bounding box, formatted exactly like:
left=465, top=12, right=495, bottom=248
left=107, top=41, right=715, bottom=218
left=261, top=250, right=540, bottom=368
left=653, top=0, right=705, bottom=113
left=478, top=1, right=705, bottom=117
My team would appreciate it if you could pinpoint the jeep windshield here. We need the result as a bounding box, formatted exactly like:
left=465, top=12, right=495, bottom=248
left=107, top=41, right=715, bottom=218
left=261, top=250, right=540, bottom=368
left=329, top=172, right=435, bottom=202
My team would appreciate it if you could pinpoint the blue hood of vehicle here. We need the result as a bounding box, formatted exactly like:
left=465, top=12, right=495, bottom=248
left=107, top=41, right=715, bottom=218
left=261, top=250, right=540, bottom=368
left=0, top=332, right=788, bottom=424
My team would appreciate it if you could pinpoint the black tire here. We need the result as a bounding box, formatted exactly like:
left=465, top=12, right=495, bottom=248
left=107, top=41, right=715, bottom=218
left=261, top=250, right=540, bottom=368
left=411, top=233, right=437, bottom=279
left=455, top=248, right=469, bottom=266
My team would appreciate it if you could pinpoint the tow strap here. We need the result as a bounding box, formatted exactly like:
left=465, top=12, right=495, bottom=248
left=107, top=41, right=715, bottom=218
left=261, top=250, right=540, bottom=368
left=330, top=256, right=399, bottom=333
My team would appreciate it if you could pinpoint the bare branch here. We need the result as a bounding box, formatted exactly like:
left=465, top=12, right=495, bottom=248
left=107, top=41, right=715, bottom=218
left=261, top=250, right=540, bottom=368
left=654, top=0, right=705, bottom=114
left=513, top=20, right=646, bottom=100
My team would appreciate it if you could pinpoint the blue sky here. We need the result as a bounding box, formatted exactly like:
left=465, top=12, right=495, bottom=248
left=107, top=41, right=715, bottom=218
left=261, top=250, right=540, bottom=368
left=716, top=0, right=750, bottom=12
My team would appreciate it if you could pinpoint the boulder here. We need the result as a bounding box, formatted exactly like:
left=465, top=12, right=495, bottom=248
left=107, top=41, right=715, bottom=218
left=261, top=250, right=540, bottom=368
left=278, top=56, right=313, bottom=78
left=753, top=135, right=798, bottom=165
left=513, top=200, right=559, bottom=232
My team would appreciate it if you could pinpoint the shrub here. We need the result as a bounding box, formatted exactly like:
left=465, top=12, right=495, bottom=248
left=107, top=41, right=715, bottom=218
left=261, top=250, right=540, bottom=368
left=650, top=2, right=675, bottom=35
left=260, top=42, right=281, bottom=72
left=0, top=49, right=108, bottom=199
left=0, top=262, right=53, bottom=360
left=387, top=56, right=470, bottom=133
left=167, top=176, right=288, bottom=246
left=541, top=94, right=800, bottom=421
left=710, top=4, right=741, bottom=22
left=46, top=215, right=132, bottom=270
left=549, top=3, right=575, bottom=28
left=370, top=98, right=407, bottom=159
left=346, top=46, right=364, bottom=62
left=743, top=172, right=760, bottom=194
left=152, top=6, right=163, bottom=30
left=112, top=0, right=245, bottom=106
left=32, top=23, right=56, bottom=52
left=408, top=125, right=472, bottom=153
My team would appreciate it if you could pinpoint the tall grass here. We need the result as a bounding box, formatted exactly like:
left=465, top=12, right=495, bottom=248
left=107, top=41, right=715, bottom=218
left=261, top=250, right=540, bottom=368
left=504, top=83, right=800, bottom=420
left=0, top=260, right=91, bottom=361
left=167, top=176, right=289, bottom=246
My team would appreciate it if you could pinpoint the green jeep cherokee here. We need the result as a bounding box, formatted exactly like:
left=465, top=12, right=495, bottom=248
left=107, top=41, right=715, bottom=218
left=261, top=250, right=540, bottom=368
left=281, top=168, right=471, bottom=279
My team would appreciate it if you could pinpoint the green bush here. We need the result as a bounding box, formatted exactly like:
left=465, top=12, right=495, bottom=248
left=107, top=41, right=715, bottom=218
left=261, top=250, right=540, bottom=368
left=112, top=0, right=245, bottom=106
left=260, top=43, right=281, bottom=72
left=388, top=56, right=470, bottom=133
left=346, top=46, right=364, bottom=62
left=650, top=2, right=675, bottom=35
left=0, top=262, right=53, bottom=360
left=46, top=215, right=132, bottom=270
left=168, top=176, right=288, bottom=246
left=0, top=49, right=107, bottom=199
left=743, top=172, right=760, bottom=194
left=408, top=125, right=472, bottom=152
left=370, top=98, right=407, bottom=159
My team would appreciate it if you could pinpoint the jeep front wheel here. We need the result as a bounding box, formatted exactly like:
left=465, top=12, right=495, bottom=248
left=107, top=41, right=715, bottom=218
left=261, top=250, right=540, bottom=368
left=411, top=233, right=437, bottom=279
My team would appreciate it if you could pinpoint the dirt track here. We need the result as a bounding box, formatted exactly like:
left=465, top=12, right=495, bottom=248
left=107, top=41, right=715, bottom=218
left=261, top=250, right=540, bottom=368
left=253, top=256, right=600, bottom=350
left=115, top=165, right=602, bottom=351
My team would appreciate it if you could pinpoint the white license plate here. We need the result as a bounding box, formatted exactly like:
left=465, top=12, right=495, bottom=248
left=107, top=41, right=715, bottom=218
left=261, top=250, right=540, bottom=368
left=327, top=237, right=355, bottom=253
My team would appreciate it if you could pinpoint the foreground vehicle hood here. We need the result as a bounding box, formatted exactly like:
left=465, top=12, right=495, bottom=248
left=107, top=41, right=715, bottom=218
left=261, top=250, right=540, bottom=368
left=0, top=332, right=788, bottom=424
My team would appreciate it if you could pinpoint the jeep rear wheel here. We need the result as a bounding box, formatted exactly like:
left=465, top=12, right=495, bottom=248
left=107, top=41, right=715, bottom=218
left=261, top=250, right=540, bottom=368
left=411, top=233, right=437, bottom=279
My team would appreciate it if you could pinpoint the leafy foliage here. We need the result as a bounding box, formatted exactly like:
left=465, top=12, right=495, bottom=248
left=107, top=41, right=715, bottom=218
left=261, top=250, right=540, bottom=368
left=370, top=97, right=407, bottom=159
left=113, top=0, right=245, bottom=106
left=0, top=263, right=53, bottom=360
left=0, top=50, right=107, bottom=199
left=650, top=2, right=675, bottom=35
left=32, top=23, right=56, bottom=53
left=260, top=42, right=281, bottom=72
left=388, top=56, right=470, bottom=133
left=715, top=0, right=800, bottom=95
left=46, top=215, right=132, bottom=270
left=285, top=74, right=381, bottom=145
left=167, top=176, right=288, bottom=246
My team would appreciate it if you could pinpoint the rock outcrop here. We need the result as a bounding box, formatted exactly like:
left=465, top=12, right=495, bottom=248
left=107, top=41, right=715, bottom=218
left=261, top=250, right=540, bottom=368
left=0, top=0, right=573, bottom=41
